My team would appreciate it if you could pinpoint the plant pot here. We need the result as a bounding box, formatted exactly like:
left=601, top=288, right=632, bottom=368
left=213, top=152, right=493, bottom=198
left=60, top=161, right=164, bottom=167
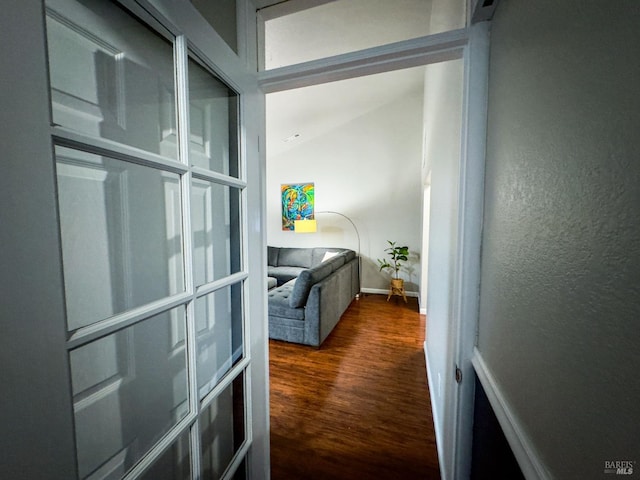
left=387, top=278, right=407, bottom=303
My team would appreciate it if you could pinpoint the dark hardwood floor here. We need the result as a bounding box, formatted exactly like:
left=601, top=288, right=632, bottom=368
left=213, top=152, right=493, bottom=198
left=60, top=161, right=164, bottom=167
left=269, top=294, right=441, bottom=479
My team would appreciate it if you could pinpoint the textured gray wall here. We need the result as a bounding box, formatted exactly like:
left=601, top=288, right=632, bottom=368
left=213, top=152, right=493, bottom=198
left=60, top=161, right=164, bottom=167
left=478, top=0, right=640, bottom=478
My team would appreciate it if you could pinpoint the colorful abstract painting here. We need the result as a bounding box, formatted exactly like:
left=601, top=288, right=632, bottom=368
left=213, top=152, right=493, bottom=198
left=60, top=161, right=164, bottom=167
left=281, top=183, right=314, bottom=231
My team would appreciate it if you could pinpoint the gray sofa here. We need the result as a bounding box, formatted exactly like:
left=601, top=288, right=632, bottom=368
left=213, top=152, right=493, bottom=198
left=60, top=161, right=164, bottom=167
left=267, top=246, right=359, bottom=347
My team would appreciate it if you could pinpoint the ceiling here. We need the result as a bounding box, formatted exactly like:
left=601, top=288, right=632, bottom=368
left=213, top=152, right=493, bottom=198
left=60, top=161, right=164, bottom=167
left=263, top=0, right=432, bottom=157
left=266, top=67, right=426, bottom=157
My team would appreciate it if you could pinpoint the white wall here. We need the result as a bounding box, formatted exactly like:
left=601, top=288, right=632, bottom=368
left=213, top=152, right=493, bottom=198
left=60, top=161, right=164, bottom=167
left=190, top=0, right=238, bottom=53
left=266, top=90, right=424, bottom=294
left=419, top=0, right=465, bottom=312
left=420, top=182, right=431, bottom=314
left=477, top=1, right=640, bottom=478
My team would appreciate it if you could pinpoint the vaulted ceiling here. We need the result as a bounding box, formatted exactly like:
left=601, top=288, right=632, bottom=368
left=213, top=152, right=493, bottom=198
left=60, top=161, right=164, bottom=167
left=261, top=0, right=431, bottom=157
left=266, top=67, right=426, bottom=157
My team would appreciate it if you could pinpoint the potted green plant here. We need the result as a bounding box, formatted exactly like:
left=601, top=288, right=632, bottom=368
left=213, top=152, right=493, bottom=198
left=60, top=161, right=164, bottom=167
left=377, top=241, right=409, bottom=302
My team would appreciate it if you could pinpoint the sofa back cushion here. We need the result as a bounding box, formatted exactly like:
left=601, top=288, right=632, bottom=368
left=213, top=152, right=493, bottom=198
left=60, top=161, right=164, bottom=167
left=323, top=253, right=346, bottom=272
left=311, top=248, right=338, bottom=265
left=341, top=249, right=356, bottom=263
left=278, top=248, right=313, bottom=268
left=289, top=261, right=333, bottom=308
left=267, top=246, right=280, bottom=266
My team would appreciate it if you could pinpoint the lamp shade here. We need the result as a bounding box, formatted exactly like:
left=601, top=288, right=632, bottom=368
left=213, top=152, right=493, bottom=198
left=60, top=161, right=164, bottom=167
left=294, top=219, right=317, bottom=233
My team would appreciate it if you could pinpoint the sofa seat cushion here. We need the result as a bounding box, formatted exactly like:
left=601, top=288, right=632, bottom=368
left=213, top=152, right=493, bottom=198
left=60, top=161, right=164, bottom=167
left=268, top=281, right=305, bottom=320
left=267, top=266, right=305, bottom=285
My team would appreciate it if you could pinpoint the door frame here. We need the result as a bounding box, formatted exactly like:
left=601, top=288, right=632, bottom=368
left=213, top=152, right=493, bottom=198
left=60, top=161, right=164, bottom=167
left=0, top=2, right=77, bottom=477
left=257, top=15, right=490, bottom=480
left=450, top=20, right=490, bottom=480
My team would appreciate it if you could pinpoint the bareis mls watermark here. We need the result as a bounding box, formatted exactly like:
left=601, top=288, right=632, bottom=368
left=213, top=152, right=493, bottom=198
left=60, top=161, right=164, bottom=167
left=604, top=461, right=635, bottom=475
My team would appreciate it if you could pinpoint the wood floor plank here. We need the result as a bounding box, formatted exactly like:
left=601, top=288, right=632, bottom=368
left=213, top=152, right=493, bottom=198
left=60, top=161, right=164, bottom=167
left=269, top=294, right=441, bottom=479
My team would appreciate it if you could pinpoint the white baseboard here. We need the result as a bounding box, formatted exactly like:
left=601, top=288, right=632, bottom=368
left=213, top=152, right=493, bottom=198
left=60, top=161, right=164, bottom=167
left=472, top=348, right=551, bottom=480
left=361, top=287, right=419, bottom=297
left=424, top=341, right=448, bottom=480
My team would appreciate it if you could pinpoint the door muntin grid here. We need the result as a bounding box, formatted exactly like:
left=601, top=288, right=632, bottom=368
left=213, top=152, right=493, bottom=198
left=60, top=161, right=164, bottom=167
left=45, top=1, right=250, bottom=478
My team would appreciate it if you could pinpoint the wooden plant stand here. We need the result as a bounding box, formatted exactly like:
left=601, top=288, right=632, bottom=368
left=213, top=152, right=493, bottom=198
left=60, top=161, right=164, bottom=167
left=387, top=278, right=407, bottom=303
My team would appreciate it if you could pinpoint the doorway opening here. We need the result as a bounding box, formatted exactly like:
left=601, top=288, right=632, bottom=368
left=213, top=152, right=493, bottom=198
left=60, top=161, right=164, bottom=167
left=258, top=2, right=468, bottom=477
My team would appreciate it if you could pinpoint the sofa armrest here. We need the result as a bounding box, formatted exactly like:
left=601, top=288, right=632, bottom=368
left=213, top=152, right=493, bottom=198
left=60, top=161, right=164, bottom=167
left=304, top=265, right=350, bottom=346
left=288, top=261, right=333, bottom=308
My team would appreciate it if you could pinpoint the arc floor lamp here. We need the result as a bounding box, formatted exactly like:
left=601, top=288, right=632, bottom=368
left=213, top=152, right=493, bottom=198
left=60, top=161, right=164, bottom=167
left=294, top=210, right=362, bottom=297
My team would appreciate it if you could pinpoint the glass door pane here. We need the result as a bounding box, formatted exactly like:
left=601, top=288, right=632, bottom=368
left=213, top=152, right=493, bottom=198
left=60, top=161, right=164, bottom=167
left=200, top=373, right=246, bottom=479
left=196, top=283, right=244, bottom=399
left=139, top=431, right=192, bottom=480
left=70, top=306, right=189, bottom=479
left=192, top=179, right=242, bottom=286
left=188, top=57, right=240, bottom=177
left=55, top=146, right=185, bottom=331
left=46, top=0, right=178, bottom=158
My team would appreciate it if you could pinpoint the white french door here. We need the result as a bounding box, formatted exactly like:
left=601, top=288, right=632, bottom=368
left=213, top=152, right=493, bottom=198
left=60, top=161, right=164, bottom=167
left=0, top=1, right=267, bottom=479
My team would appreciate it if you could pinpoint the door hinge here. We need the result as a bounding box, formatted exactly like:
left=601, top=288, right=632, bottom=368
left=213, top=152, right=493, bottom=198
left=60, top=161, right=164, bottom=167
left=455, top=365, right=463, bottom=384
